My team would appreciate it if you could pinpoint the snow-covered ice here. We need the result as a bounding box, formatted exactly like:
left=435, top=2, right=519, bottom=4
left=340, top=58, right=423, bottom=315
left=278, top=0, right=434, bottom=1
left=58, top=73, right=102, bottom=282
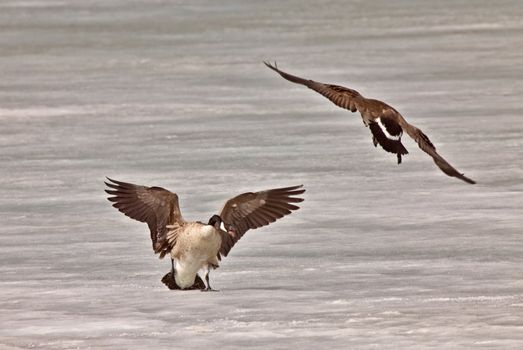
left=1, top=1, right=522, bottom=349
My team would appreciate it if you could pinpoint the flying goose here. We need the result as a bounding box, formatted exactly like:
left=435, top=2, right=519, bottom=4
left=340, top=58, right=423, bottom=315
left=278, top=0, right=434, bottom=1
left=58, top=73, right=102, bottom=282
left=264, top=62, right=475, bottom=184
left=105, top=178, right=305, bottom=291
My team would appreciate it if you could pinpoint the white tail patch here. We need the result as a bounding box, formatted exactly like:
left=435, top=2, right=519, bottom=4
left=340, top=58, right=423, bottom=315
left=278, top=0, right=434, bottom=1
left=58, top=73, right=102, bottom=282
left=376, top=117, right=401, bottom=141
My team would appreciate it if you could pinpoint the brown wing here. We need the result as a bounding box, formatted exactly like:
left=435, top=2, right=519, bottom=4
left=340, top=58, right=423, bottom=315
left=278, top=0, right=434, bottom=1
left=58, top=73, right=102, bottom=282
left=104, top=177, right=185, bottom=258
left=218, top=185, right=305, bottom=258
left=265, top=62, right=475, bottom=184
left=265, top=61, right=407, bottom=157
left=397, top=119, right=476, bottom=184
left=264, top=61, right=384, bottom=117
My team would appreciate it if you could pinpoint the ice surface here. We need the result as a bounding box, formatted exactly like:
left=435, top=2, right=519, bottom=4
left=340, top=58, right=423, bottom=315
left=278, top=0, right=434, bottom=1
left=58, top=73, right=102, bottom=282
left=1, top=0, right=522, bottom=349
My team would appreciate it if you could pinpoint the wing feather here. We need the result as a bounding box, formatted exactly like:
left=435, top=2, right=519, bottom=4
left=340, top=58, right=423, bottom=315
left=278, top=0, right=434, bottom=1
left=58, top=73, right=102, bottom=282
left=104, top=177, right=185, bottom=257
left=218, top=185, right=305, bottom=258
left=265, top=61, right=369, bottom=115
left=398, top=121, right=476, bottom=184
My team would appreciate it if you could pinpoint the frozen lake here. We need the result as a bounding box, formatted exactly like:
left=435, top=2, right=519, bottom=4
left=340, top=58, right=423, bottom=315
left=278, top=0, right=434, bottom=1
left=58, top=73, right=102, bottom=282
left=1, top=0, right=522, bottom=348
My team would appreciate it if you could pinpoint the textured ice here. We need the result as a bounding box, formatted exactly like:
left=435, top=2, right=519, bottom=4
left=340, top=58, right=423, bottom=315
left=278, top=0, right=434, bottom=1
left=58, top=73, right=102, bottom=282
left=1, top=0, right=522, bottom=349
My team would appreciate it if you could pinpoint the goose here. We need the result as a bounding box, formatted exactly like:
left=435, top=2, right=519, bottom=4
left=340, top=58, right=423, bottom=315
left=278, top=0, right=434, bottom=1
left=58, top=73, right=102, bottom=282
left=264, top=62, right=475, bottom=184
left=104, top=178, right=305, bottom=291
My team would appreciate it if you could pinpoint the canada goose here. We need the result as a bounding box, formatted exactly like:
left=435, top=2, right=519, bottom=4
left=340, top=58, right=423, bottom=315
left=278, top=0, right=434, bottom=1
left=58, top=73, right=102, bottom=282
left=264, top=62, right=475, bottom=184
left=105, top=178, right=305, bottom=291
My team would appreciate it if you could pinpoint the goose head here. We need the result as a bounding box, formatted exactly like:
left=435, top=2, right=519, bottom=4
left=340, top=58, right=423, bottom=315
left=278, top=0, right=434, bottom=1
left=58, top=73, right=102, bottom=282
left=207, top=214, right=224, bottom=230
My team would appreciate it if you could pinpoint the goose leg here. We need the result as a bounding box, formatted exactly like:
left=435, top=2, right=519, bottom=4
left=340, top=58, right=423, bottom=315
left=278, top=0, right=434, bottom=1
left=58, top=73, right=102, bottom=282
left=171, top=258, right=175, bottom=280
left=201, top=267, right=219, bottom=292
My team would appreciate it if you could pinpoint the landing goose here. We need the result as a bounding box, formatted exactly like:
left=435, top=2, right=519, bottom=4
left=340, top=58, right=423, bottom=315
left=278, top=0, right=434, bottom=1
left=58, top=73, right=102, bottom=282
left=105, top=178, right=305, bottom=291
left=265, top=62, right=475, bottom=184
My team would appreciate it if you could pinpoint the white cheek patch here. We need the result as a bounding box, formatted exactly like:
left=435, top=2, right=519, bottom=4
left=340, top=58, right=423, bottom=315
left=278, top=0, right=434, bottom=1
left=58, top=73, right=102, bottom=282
left=376, top=117, right=401, bottom=141
left=219, top=221, right=227, bottom=231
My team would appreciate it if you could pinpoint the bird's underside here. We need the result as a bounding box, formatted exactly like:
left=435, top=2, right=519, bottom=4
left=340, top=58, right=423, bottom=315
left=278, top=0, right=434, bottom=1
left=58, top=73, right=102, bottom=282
left=161, top=271, right=206, bottom=290
left=264, top=61, right=475, bottom=184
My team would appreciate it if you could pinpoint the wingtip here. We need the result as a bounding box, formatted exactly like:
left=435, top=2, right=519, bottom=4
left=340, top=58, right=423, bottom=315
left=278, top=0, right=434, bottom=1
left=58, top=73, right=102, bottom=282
left=105, top=177, right=134, bottom=188
left=286, top=187, right=305, bottom=198
left=105, top=176, right=117, bottom=185
left=105, top=192, right=118, bottom=203
left=292, top=184, right=305, bottom=195
left=104, top=177, right=123, bottom=190
left=461, top=175, right=476, bottom=185
left=282, top=184, right=305, bottom=194
left=264, top=60, right=278, bottom=71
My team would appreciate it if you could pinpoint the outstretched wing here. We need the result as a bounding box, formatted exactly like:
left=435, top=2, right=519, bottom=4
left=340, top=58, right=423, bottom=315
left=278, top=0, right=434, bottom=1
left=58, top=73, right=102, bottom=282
left=265, top=61, right=475, bottom=184
left=398, top=120, right=476, bottom=184
left=265, top=61, right=408, bottom=160
left=218, top=185, right=305, bottom=258
left=265, top=61, right=372, bottom=114
left=104, top=177, right=185, bottom=258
